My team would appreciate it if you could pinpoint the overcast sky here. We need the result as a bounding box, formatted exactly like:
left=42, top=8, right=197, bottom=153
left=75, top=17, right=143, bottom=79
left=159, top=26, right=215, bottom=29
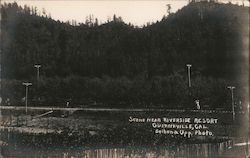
left=2, top=0, right=249, bottom=26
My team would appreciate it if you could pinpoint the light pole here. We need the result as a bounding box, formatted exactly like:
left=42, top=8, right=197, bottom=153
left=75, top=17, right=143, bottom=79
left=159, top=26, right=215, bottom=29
left=34, top=64, right=41, bottom=81
left=23, top=82, right=32, bottom=114
left=186, top=64, right=192, bottom=87
left=227, top=86, right=236, bottom=121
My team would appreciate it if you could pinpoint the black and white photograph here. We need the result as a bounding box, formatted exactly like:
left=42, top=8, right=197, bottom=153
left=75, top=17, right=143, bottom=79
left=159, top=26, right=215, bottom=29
left=0, top=0, right=249, bottom=157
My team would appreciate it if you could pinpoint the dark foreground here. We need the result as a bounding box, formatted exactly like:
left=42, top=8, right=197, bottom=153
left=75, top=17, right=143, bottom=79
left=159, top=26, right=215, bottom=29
left=0, top=106, right=249, bottom=158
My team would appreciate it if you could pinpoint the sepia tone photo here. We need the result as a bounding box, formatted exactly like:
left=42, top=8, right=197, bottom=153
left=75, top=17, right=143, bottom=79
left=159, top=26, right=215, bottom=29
left=0, top=0, right=249, bottom=157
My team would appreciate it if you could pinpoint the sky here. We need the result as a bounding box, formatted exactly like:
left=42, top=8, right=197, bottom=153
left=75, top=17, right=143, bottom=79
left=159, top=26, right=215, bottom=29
left=2, top=0, right=249, bottom=26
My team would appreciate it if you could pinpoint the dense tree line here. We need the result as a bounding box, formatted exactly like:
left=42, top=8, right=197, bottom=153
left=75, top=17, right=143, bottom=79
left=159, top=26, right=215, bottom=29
left=2, top=75, right=236, bottom=109
left=1, top=2, right=248, bottom=108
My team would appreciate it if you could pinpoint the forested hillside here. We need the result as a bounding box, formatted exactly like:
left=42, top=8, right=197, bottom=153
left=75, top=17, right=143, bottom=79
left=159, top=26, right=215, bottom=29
left=1, top=2, right=249, bottom=108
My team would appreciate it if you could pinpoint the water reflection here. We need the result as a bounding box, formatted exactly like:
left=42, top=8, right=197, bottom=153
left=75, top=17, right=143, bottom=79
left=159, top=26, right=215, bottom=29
left=66, top=143, right=231, bottom=158
left=12, top=141, right=228, bottom=158
left=1, top=132, right=231, bottom=158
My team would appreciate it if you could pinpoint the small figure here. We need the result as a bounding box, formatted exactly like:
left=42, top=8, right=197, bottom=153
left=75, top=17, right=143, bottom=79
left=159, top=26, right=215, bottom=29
left=238, top=100, right=242, bottom=110
left=66, top=101, right=70, bottom=107
left=195, top=99, right=200, bottom=110
left=5, top=98, right=10, bottom=106
left=21, top=97, right=26, bottom=103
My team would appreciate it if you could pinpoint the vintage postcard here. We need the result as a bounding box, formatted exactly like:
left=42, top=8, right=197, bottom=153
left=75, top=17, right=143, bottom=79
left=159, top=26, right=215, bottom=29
left=0, top=0, right=249, bottom=157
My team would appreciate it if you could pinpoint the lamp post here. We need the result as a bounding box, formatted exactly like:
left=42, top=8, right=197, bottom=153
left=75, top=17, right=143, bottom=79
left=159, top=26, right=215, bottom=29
left=227, top=86, right=236, bottom=121
left=186, top=64, right=192, bottom=87
left=23, top=82, right=32, bottom=114
left=34, top=64, right=41, bottom=81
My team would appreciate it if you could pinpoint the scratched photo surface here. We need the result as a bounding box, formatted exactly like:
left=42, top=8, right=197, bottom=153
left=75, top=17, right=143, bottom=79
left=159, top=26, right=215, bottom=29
left=0, top=0, right=249, bottom=157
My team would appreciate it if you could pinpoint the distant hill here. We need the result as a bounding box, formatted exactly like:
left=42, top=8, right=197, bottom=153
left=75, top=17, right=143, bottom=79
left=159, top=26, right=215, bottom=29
left=1, top=2, right=248, bottom=80
left=147, top=2, right=248, bottom=80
